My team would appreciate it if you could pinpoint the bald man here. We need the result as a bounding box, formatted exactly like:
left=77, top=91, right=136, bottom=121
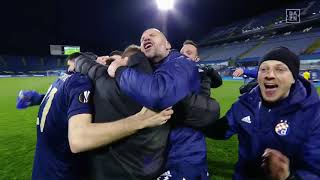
left=109, top=28, right=200, bottom=109
left=109, top=28, right=219, bottom=179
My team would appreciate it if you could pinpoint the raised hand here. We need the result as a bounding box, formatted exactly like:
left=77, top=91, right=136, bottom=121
left=16, top=90, right=43, bottom=109
left=233, top=68, right=244, bottom=77
left=107, top=56, right=128, bottom=77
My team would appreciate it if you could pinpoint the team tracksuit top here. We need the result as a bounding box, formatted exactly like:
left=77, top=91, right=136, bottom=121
left=205, top=76, right=320, bottom=179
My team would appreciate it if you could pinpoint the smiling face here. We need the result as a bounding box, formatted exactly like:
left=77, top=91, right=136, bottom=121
left=258, top=60, right=295, bottom=103
left=180, top=44, right=199, bottom=62
left=140, top=28, right=171, bottom=63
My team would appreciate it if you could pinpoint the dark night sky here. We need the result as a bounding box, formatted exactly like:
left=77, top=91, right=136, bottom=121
left=0, top=0, right=302, bottom=55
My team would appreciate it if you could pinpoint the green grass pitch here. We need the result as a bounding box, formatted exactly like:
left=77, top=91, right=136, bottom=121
left=0, top=77, right=319, bottom=180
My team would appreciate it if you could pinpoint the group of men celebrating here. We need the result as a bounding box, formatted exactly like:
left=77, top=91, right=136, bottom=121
left=17, top=28, right=320, bottom=180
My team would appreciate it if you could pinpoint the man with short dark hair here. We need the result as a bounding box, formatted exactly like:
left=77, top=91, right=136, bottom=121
left=153, top=39, right=223, bottom=179
left=181, top=39, right=222, bottom=91
left=23, top=53, right=173, bottom=180
left=181, top=40, right=200, bottom=62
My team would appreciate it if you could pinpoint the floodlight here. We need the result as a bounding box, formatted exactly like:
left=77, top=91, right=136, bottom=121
left=156, top=0, right=174, bottom=11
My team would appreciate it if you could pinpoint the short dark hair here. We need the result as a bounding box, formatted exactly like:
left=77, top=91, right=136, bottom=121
left=109, top=50, right=123, bottom=56
left=122, top=44, right=141, bottom=58
left=183, top=40, right=198, bottom=48
left=66, top=52, right=81, bottom=61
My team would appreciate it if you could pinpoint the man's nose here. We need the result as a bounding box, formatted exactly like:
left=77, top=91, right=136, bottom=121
left=265, top=69, right=276, bottom=79
left=143, top=35, right=151, bottom=41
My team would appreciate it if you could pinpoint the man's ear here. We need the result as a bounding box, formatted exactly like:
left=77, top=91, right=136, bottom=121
left=165, top=41, right=171, bottom=50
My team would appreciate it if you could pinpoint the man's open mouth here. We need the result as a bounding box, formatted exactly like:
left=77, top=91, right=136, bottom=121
left=263, top=83, right=278, bottom=96
left=264, top=83, right=278, bottom=89
left=143, top=41, right=153, bottom=50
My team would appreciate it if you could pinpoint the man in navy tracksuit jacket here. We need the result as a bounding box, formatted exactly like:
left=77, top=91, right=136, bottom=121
left=204, top=47, right=320, bottom=179
left=108, top=28, right=216, bottom=179
left=158, top=39, right=222, bottom=179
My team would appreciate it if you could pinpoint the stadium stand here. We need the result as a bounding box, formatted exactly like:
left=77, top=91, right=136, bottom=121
left=201, top=0, right=320, bottom=43
left=200, top=41, right=258, bottom=61
left=243, top=31, right=320, bottom=58
left=198, top=0, right=320, bottom=82
left=0, top=55, right=66, bottom=76
left=25, top=56, right=42, bottom=67
left=0, top=56, right=7, bottom=67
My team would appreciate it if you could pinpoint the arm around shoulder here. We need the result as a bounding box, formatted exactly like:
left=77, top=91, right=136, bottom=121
left=177, top=93, right=220, bottom=128
left=68, top=108, right=173, bottom=153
